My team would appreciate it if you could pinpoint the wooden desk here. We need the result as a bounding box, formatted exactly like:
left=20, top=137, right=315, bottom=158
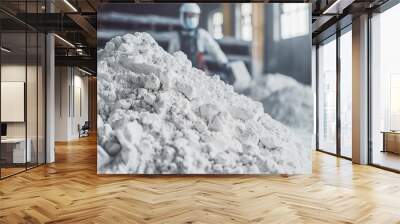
left=382, top=131, right=400, bottom=154
left=1, top=138, right=31, bottom=163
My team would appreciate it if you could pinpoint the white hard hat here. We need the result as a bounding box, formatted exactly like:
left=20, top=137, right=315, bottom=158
left=180, top=3, right=201, bottom=14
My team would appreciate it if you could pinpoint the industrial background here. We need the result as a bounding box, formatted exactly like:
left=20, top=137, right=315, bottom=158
left=98, top=3, right=312, bottom=85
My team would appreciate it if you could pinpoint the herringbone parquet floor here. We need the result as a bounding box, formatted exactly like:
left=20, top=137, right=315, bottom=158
left=1, top=135, right=400, bottom=224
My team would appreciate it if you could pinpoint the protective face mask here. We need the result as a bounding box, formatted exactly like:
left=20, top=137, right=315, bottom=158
left=184, top=16, right=199, bottom=29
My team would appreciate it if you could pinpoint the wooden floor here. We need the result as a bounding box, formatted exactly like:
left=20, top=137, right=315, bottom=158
left=0, top=167, right=26, bottom=178
left=373, top=150, right=400, bottom=171
left=1, top=135, right=400, bottom=224
left=1, top=163, right=42, bottom=178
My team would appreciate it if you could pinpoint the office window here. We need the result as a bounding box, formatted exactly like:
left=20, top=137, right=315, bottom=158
left=390, top=75, right=400, bottom=129
left=371, top=3, right=400, bottom=171
left=210, top=11, right=223, bottom=39
left=280, top=4, right=308, bottom=39
left=340, top=28, right=352, bottom=158
left=240, top=3, right=252, bottom=41
left=318, top=36, right=337, bottom=154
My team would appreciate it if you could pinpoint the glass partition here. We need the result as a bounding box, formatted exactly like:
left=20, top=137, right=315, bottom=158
left=317, top=36, right=337, bottom=154
left=1, top=31, right=28, bottom=177
left=0, top=1, right=46, bottom=179
left=27, top=31, right=38, bottom=169
left=38, top=32, right=45, bottom=165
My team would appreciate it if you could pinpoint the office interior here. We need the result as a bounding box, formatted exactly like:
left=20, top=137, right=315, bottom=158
left=0, top=0, right=97, bottom=179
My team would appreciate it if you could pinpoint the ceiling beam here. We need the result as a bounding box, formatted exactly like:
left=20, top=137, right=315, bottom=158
left=67, top=13, right=97, bottom=46
left=55, top=55, right=96, bottom=72
left=322, top=0, right=356, bottom=14
left=312, top=15, right=335, bottom=33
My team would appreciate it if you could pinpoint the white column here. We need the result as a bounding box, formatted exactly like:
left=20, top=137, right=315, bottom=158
left=46, top=33, right=55, bottom=163
left=46, top=1, right=55, bottom=163
left=352, top=14, right=369, bottom=164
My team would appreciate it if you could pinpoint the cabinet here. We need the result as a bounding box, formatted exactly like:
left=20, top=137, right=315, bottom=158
left=382, top=132, right=400, bottom=154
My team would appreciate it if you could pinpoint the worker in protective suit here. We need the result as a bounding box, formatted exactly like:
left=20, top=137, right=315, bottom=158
left=168, top=3, right=229, bottom=74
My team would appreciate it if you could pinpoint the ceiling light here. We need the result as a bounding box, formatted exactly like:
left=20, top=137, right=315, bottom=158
left=54, top=34, right=75, bottom=48
left=76, top=48, right=84, bottom=55
left=63, top=0, right=78, bottom=12
left=1, top=47, right=11, bottom=53
left=78, top=67, right=92, bottom=76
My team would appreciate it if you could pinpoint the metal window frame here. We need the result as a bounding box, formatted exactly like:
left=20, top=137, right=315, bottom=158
left=315, top=0, right=400, bottom=172
left=315, top=22, right=353, bottom=161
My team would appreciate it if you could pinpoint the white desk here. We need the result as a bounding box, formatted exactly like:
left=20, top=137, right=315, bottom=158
left=1, top=138, right=31, bottom=163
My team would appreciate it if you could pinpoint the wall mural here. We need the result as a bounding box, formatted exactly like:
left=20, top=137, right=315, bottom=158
left=97, top=3, right=313, bottom=174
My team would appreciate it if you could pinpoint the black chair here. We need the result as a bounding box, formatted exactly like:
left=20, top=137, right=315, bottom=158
left=79, top=121, right=90, bottom=138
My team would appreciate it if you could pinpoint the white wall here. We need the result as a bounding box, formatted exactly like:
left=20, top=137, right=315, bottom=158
left=1, top=65, right=26, bottom=138
left=55, top=67, right=89, bottom=141
left=55, top=66, right=69, bottom=141
left=1, top=65, right=38, bottom=138
left=71, top=73, right=89, bottom=138
left=1, top=63, right=46, bottom=163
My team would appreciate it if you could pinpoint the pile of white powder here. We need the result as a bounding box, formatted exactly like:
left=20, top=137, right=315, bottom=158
left=97, top=32, right=310, bottom=174
left=242, top=73, right=300, bottom=101
left=242, top=74, right=314, bottom=135
left=262, top=85, right=314, bottom=133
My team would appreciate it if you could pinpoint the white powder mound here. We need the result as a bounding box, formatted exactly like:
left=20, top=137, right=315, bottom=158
left=262, top=84, right=314, bottom=133
left=242, top=74, right=313, bottom=134
left=242, top=73, right=300, bottom=101
left=97, top=32, right=310, bottom=174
